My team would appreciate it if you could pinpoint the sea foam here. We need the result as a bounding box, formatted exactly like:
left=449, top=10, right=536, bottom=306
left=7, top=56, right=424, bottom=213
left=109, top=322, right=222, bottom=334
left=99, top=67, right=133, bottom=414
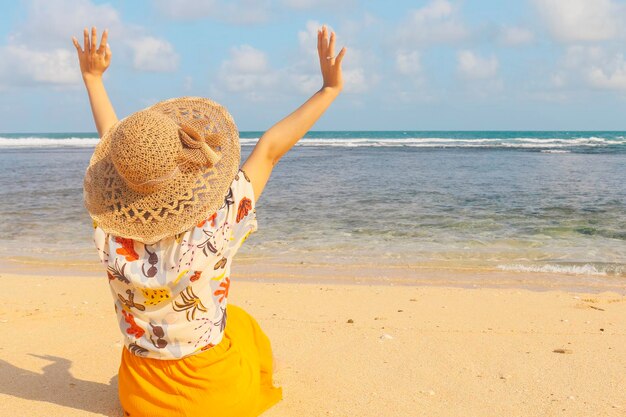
left=0, top=137, right=99, bottom=148
left=2, top=135, right=625, bottom=150
left=497, top=264, right=608, bottom=276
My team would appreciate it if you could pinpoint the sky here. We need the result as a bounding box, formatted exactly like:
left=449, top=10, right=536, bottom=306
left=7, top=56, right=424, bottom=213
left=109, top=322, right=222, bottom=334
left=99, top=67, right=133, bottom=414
left=2, top=0, right=626, bottom=132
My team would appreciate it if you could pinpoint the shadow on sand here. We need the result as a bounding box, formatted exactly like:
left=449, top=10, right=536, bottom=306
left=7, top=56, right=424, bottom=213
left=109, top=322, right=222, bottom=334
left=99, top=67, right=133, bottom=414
left=0, top=353, right=122, bottom=416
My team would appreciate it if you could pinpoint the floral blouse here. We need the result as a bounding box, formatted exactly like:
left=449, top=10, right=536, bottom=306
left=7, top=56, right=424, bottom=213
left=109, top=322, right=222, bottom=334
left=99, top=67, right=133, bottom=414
left=93, top=168, right=257, bottom=360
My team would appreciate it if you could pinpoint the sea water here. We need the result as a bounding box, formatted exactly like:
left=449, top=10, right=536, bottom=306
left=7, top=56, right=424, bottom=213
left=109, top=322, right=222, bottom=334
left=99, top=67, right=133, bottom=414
left=0, top=132, right=624, bottom=287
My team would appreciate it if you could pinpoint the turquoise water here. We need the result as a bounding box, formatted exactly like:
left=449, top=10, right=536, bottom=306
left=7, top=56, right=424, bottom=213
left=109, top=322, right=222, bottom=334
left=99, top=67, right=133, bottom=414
left=0, top=131, right=624, bottom=285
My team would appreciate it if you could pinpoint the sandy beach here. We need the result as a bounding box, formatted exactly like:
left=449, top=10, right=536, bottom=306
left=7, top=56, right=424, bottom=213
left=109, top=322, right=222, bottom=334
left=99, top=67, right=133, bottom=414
left=0, top=271, right=624, bottom=417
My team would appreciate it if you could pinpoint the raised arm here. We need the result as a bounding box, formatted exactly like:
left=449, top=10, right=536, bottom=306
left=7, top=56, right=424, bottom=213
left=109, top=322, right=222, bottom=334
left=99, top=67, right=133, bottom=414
left=72, top=27, right=118, bottom=138
left=242, top=25, right=347, bottom=202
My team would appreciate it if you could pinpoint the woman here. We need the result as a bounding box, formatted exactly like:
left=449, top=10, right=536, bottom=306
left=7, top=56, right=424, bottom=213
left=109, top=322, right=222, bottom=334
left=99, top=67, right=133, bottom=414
left=72, top=24, right=346, bottom=417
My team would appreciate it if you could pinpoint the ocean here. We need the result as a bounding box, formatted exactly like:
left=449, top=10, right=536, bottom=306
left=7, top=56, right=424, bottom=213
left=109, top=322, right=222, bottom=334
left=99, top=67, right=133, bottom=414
left=0, top=131, right=625, bottom=290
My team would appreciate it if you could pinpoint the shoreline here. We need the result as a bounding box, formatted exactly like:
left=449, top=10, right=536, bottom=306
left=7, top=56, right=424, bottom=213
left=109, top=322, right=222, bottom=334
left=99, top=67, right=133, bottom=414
left=0, top=272, right=624, bottom=416
left=1, top=256, right=625, bottom=295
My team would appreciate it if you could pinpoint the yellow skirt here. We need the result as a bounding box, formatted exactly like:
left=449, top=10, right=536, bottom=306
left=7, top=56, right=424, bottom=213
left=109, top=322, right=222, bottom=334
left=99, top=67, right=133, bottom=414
left=118, top=304, right=283, bottom=417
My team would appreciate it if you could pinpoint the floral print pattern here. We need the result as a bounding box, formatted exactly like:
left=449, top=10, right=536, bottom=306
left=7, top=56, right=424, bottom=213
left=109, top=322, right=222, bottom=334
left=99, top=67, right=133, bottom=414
left=93, top=168, right=258, bottom=359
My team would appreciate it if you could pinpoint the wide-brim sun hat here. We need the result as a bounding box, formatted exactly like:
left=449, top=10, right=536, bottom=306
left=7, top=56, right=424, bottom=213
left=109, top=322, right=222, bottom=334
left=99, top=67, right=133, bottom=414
left=84, top=96, right=240, bottom=245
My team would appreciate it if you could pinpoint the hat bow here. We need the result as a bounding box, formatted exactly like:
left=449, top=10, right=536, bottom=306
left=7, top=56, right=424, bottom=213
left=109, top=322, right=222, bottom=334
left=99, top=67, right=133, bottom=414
left=178, top=121, right=223, bottom=168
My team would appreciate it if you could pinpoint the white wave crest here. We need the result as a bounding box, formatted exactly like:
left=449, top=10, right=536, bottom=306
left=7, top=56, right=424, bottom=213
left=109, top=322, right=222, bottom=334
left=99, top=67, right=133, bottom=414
left=0, top=137, right=99, bottom=148
left=497, top=264, right=607, bottom=276
left=3, top=135, right=626, bottom=149
left=241, top=136, right=626, bottom=149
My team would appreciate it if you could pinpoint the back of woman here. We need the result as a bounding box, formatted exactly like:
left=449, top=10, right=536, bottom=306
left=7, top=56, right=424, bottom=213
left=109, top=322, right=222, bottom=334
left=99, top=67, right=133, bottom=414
left=73, top=24, right=346, bottom=416
left=95, top=167, right=279, bottom=416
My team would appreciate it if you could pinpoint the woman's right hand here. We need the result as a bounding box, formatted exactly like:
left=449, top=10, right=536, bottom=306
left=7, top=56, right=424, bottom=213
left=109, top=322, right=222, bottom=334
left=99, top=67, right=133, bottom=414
left=317, top=25, right=347, bottom=92
left=72, top=26, right=111, bottom=81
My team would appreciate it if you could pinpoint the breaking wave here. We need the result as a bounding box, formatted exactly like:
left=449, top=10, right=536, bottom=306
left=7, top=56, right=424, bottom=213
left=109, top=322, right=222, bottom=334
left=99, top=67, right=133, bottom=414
left=497, top=263, right=625, bottom=276
left=1, top=135, right=625, bottom=153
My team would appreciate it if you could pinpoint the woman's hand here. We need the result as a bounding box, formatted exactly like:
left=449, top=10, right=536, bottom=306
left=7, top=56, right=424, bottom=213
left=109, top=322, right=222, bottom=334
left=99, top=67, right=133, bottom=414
left=317, top=25, right=347, bottom=92
left=72, top=27, right=111, bottom=82
left=72, top=26, right=118, bottom=137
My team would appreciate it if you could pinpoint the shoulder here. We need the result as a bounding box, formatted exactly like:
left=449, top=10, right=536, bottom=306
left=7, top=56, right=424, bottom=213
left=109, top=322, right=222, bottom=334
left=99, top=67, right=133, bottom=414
left=231, top=167, right=252, bottom=187
left=238, top=168, right=251, bottom=182
left=228, top=168, right=256, bottom=208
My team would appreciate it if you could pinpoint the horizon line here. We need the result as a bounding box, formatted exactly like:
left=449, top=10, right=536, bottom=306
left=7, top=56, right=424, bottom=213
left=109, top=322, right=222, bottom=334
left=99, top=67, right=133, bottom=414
left=3, top=129, right=626, bottom=135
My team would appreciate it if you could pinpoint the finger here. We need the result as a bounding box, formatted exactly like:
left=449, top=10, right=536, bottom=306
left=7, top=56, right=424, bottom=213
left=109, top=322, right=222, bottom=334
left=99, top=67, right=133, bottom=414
left=105, top=43, right=112, bottom=63
left=98, top=29, right=108, bottom=54
left=91, top=26, right=97, bottom=54
left=317, top=28, right=323, bottom=59
left=335, top=46, right=347, bottom=66
left=72, top=36, right=82, bottom=53
left=329, top=31, right=335, bottom=59
left=83, top=28, right=90, bottom=54
left=322, top=25, right=328, bottom=53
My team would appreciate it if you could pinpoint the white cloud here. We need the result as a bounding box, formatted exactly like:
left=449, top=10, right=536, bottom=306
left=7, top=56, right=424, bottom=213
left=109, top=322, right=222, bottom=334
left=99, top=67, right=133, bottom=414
left=152, top=0, right=217, bottom=20
left=546, top=45, right=626, bottom=93
left=0, top=0, right=121, bottom=87
left=127, top=36, right=179, bottom=72
left=341, top=12, right=379, bottom=41
left=588, top=65, right=626, bottom=90
left=342, top=67, right=369, bottom=93
left=216, top=45, right=277, bottom=94
left=281, top=0, right=354, bottom=10
left=11, top=0, right=122, bottom=48
left=293, top=19, right=373, bottom=94
left=457, top=50, right=499, bottom=79
left=288, top=73, right=321, bottom=95
left=152, top=0, right=271, bottom=24
left=153, top=0, right=355, bottom=21
left=397, top=0, right=468, bottom=45
left=0, top=45, right=81, bottom=87
left=562, top=46, right=606, bottom=69
left=498, top=26, right=534, bottom=46
left=389, top=49, right=426, bottom=99
left=218, top=0, right=273, bottom=24
left=551, top=72, right=566, bottom=88
left=225, top=45, right=270, bottom=73
left=298, top=20, right=327, bottom=59
left=534, top=0, right=625, bottom=42
left=0, top=0, right=180, bottom=88
left=211, top=19, right=375, bottom=99
left=588, top=54, right=626, bottom=91
left=395, top=50, right=421, bottom=75
left=413, top=0, right=454, bottom=20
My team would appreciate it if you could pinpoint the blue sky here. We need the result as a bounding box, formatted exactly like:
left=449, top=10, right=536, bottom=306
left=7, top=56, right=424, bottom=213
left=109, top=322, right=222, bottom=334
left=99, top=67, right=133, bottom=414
left=2, top=0, right=626, bottom=132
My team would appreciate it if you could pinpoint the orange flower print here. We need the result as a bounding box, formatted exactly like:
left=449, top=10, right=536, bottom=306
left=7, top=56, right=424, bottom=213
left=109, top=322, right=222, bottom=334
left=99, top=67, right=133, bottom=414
left=214, top=276, right=230, bottom=303
left=236, top=197, right=252, bottom=223
left=197, top=212, right=217, bottom=228
left=115, top=237, right=139, bottom=262
left=190, top=271, right=202, bottom=282
left=122, top=309, right=145, bottom=338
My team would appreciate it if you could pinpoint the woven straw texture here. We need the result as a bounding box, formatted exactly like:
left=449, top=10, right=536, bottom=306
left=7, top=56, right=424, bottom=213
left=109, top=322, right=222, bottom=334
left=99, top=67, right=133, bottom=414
left=84, top=96, right=240, bottom=245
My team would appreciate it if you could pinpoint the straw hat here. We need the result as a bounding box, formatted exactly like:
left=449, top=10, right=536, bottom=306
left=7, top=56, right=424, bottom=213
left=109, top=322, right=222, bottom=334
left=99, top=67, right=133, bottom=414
left=84, top=96, right=240, bottom=245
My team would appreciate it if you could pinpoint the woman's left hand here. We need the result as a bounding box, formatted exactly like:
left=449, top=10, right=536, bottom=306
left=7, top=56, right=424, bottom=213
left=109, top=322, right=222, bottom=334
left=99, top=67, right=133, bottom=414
left=72, top=26, right=111, bottom=82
